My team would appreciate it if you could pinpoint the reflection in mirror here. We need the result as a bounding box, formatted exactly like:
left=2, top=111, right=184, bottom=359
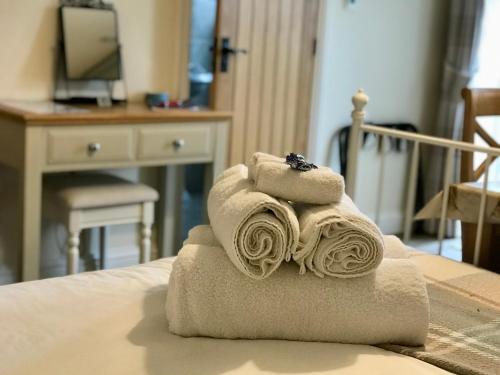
left=188, top=0, right=217, bottom=106
left=62, top=7, right=121, bottom=80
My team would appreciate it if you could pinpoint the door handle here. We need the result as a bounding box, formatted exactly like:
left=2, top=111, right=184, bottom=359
left=220, top=37, right=247, bottom=72
left=221, top=46, right=248, bottom=56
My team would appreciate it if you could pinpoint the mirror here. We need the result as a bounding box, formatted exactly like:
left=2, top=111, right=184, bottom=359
left=61, top=6, right=121, bottom=80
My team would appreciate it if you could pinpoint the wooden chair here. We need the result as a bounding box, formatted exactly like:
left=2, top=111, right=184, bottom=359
left=460, top=88, right=500, bottom=271
left=43, top=173, right=159, bottom=274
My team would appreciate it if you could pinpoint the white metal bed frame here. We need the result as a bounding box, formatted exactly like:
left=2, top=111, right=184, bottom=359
left=345, top=89, right=500, bottom=265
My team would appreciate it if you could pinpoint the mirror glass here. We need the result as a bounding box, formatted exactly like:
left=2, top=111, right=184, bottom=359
left=61, top=7, right=121, bottom=80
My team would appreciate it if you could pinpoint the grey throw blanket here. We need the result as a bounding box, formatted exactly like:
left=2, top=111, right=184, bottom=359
left=380, top=253, right=500, bottom=375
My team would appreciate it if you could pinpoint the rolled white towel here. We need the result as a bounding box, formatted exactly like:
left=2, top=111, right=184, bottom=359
left=207, top=165, right=299, bottom=280
left=293, top=194, right=385, bottom=278
left=166, top=226, right=429, bottom=346
left=185, top=225, right=409, bottom=259
left=247, top=152, right=344, bottom=204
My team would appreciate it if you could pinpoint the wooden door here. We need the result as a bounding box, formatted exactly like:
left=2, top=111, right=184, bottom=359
left=212, top=0, right=319, bottom=166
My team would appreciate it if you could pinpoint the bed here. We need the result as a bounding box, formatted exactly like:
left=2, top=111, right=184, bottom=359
left=1, top=249, right=499, bottom=375
left=1, top=90, right=499, bottom=375
left=0, top=253, right=480, bottom=375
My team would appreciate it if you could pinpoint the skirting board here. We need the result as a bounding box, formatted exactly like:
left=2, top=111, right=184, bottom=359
left=0, top=265, right=16, bottom=285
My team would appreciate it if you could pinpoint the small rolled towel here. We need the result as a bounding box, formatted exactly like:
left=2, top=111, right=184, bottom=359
left=207, top=164, right=299, bottom=280
left=166, top=227, right=429, bottom=346
left=293, top=194, right=385, bottom=278
left=247, top=152, right=345, bottom=204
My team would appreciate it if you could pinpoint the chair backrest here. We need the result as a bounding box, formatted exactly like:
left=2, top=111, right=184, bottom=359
left=460, top=88, right=500, bottom=182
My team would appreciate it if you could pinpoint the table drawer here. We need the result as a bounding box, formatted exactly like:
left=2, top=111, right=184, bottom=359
left=47, top=128, right=134, bottom=165
left=138, top=124, right=212, bottom=160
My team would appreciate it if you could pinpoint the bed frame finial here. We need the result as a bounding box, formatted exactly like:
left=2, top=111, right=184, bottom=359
left=352, top=89, right=369, bottom=112
left=345, top=89, right=369, bottom=198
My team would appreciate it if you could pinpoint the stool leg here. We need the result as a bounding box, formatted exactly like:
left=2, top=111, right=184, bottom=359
left=67, top=231, right=80, bottom=274
left=140, top=201, right=154, bottom=263
left=99, top=226, right=108, bottom=270
left=140, top=223, right=152, bottom=263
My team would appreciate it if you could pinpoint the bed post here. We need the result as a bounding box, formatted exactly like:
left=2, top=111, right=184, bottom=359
left=345, top=89, right=369, bottom=199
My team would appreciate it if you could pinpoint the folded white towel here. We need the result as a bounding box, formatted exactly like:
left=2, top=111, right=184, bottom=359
left=247, top=152, right=344, bottom=204
left=183, top=225, right=221, bottom=248
left=293, top=194, right=385, bottom=278
left=166, top=226, right=429, bottom=346
left=207, top=165, right=300, bottom=280
left=383, top=235, right=410, bottom=259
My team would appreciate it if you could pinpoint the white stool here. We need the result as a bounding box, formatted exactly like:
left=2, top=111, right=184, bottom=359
left=43, top=173, right=159, bottom=274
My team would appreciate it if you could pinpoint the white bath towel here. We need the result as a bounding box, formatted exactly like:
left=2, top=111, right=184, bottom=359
left=383, top=235, right=410, bottom=259
left=166, top=227, right=429, bottom=346
left=183, top=225, right=221, bottom=248
left=293, top=195, right=385, bottom=278
left=207, top=164, right=300, bottom=280
left=247, top=152, right=345, bottom=204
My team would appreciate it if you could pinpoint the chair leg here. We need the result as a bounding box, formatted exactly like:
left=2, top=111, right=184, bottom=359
left=140, top=223, right=152, bottom=263
left=67, top=231, right=81, bottom=274
left=99, top=226, right=108, bottom=270
left=140, top=201, right=154, bottom=263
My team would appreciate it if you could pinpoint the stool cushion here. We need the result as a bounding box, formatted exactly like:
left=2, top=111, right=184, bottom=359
left=44, top=173, right=159, bottom=210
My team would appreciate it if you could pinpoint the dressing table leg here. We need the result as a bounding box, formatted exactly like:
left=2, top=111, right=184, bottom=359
left=19, top=127, right=43, bottom=281
left=202, top=122, right=228, bottom=229
left=201, top=164, right=212, bottom=224
left=158, top=166, right=184, bottom=258
left=213, top=122, right=229, bottom=179
left=201, top=122, right=229, bottom=222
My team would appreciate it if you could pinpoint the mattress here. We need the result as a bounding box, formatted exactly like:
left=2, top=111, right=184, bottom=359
left=0, top=256, right=456, bottom=375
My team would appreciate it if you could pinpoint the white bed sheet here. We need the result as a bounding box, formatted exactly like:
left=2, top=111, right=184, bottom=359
left=0, top=258, right=450, bottom=375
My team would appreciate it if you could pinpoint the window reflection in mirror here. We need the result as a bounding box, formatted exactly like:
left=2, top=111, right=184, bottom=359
left=188, top=0, right=217, bottom=106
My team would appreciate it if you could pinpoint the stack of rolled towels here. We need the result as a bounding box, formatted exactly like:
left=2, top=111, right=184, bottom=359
left=166, top=152, right=429, bottom=346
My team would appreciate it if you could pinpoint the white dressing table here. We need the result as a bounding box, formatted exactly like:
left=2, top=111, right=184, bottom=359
left=0, top=101, right=231, bottom=281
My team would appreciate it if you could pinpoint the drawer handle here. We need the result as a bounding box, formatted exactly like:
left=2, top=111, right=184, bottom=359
left=172, top=138, right=185, bottom=150
left=87, top=142, right=101, bottom=155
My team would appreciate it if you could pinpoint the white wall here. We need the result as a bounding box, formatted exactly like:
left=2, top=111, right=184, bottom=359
left=309, top=0, right=449, bottom=232
left=0, top=0, right=188, bottom=101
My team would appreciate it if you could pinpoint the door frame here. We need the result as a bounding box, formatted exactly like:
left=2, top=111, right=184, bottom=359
left=307, top=0, right=329, bottom=164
